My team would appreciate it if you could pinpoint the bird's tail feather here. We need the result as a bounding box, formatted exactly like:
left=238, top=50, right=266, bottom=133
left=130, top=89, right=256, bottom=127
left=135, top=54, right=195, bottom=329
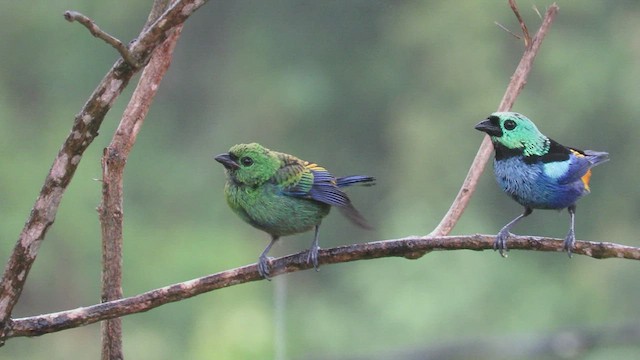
left=583, top=150, right=609, bottom=167
left=336, top=175, right=375, bottom=188
left=338, top=203, right=373, bottom=230
left=335, top=175, right=374, bottom=229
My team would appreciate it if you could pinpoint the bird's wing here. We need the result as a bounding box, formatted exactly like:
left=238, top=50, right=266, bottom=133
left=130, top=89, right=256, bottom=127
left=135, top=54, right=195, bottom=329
left=539, top=139, right=595, bottom=185
left=277, top=160, right=372, bottom=229
left=582, top=149, right=609, bottom=167
left=280, top=161, right=351, bottom=206
left=559, top=150, right=595, bottom=185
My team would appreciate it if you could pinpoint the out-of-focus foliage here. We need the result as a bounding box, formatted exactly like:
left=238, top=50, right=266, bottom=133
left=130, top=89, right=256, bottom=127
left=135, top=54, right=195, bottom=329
left=0, top=1, right=639, bottom=359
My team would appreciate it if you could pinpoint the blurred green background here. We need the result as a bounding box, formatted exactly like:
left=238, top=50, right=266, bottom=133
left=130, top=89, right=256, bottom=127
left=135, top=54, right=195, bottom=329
left=1, top=1, right=639, bottom=359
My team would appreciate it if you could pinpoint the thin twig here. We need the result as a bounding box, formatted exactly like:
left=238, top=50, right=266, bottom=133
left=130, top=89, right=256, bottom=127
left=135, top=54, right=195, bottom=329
left=63, top=11, right=139, bottom=68
left=494, top=21, right=522, bottom=39
left=533, top=4, right=543, bottom=19
left=429, top=3, right=559, bottom=237
left=5, top=235, right=639, bottom=339
left=0, top=0, right=210, bottom=345
left=509, top=0, right=532, bottom=47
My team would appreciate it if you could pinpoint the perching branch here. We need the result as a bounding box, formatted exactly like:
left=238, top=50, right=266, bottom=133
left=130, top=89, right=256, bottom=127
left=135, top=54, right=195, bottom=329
left=98, top=1, right=183, bottom=358
left=5, top=235, right=640, bottom=339
left=430, top=2, right=558, bottom=237
left=0, top=0, right=209, bottom=344
left=63, top=11, right=138, bottom=67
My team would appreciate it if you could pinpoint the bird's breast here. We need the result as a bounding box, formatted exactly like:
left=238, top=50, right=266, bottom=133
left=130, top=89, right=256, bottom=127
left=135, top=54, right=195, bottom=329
left=493, top=157, right=586, bottom=209
left=224, top=181, right=330, bottom=236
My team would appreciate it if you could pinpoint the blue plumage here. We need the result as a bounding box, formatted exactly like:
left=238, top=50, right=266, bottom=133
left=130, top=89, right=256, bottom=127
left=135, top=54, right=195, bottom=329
left=282, top=168, right=375, bottom=228
left=336, top=175, right=376, bottom=187
left=494, top=150, right=607, bottom=209
left=475, top=112, right=609, bottom=256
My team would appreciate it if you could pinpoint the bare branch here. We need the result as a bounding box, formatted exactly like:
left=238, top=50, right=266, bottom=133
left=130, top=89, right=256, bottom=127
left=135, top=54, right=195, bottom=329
left=0, top=0, right=209, bottom=344
left=63, top=11, right=138, bottom=67
left=98, top=2, right=183, bottom=358
left=5, top=235, right=639, bottom=339
left=430, top=3, right=559, bottom=237
left=533, top=4, right=543, bottom=20
left=494, top=21, right=522, bottom=40
left=509, top=0, right=532, bottom=47
left=143, top=0, right=172, bottom=33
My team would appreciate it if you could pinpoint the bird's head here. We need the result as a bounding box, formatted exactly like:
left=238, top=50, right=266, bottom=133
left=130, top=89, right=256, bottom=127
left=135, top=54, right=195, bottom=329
left=475, top=112, right=549, bottom=156
left=214, top=143, right=280, bottom=186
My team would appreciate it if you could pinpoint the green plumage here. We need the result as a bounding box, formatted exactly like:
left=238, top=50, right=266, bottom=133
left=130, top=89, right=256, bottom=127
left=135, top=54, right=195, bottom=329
left=224, top=177, right=331, bottom=237
left=214, top=143, right=374, bottom=278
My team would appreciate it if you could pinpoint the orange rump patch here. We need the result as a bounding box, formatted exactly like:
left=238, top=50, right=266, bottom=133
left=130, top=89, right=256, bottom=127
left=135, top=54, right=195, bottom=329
left=569, top=149, right=591, bottom=191
left=581, top=169, right=592, bottom=192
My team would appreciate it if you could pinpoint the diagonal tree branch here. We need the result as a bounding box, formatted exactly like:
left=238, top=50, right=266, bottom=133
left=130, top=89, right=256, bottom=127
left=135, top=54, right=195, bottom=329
left=430, top=2, right=559, bottom=237
left=98, top=1, right=183, bottom=358
left=0, top=0, right=209, bottom=344
left=5, top=235, right=639, bottom=339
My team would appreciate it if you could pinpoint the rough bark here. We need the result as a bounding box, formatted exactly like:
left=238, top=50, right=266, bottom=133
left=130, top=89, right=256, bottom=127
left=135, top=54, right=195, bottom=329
left=0, top=0, right=208, bottom=345
left=98, top=1, right=183, bottom=358
left=6, top=234, right=639, bottom=339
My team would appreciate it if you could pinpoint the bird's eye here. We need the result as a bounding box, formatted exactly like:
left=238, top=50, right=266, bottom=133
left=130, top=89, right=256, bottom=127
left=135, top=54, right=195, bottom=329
left=503, top=120, right=517, bottom=130
left=240, top=156, right=254, bottom=166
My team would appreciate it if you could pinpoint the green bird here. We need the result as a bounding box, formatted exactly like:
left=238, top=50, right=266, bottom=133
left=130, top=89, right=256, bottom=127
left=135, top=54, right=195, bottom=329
left=214, top=143, right=375, bottom=279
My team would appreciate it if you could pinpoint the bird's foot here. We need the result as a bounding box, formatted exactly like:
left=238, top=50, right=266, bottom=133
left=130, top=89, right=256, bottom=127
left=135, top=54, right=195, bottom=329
left=494, top=228, right=512, bottom=258
left=306, top=244, right=320, bottom=272
left=564, top=229, right=575, bottom=258
left=258, top=255, right=273, bottom=280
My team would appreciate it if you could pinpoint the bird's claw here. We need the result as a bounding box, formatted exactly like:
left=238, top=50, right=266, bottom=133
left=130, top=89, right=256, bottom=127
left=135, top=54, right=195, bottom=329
left=306, top=244, right=320, bottom=272
left=258, top=255, right=273, bottom=280
left=494, top=228, right=511, bottom=258
left=564, top=229, right=575, bottom=258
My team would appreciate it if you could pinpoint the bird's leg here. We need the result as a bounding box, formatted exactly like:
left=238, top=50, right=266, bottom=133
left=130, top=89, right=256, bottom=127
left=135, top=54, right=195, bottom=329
left=306, top=225, right=321, bottom=272
left=495, top=207, right=533, bottom=257
left=564, top=205, right=576, bottom=257
left=258, top=235, right=279, bottom=280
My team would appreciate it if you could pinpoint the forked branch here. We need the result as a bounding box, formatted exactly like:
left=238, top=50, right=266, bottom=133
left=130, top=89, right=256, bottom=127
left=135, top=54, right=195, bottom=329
left=98, top=1, right=184, bottom=358
left=0, top=0, right=209, bottom=344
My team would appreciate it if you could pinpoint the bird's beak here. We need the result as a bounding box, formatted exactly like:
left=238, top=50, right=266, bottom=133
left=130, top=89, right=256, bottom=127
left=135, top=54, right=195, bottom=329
left=474, top=118, right=502, bottom=137
left=214, top=153, right=239, bottom=170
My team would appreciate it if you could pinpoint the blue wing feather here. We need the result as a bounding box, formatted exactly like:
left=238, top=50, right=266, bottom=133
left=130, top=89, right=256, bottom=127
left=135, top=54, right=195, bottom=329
left=281, top=164, right=347, bottom=205
left=555, top=155, right=591, bottom=184
left=555, top=149, right=609, bottom=184
left=336, top=175, right=375, bottom=187
left=281, top=164, right=373, bottom=229
left=307, top=167, right=350, bottom=206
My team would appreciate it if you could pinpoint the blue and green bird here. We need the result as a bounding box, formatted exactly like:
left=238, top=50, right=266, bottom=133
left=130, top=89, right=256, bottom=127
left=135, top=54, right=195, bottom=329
left=215, top=143, right=374, bottom=278
left=475, top=112, right=609, bottom=256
